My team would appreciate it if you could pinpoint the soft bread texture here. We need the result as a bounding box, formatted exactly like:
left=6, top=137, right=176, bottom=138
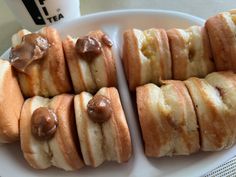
left=123, top=28, right=172, bottom=91
left=63, top=30, right=117, bottom=94
left=0, top=59, right=24, bottom=143
left=74, top=87, right=132, bottom=167
left=137, top=72, right=236, bottom=156
left=136, top=82, right=199, bottom=157
left=12, top=27, right=72, bottom=97
left=167, top=26, right=215, bottom=80
left=185, top=72, right=236, bottom=151
left=20, top=94, right=84, bottom=170
left=205, top=10, right=236, bottom=71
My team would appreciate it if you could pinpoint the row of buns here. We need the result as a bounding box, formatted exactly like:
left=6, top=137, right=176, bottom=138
left=10, top=27, right=117, bottom=97
left=123, top=9, right=236, bottom=90
left=137, top=71, right=236, bottom=157
left=0, top=60, right=131, bottom=170
left=21, top=88, right=131, bottom=170
left=130, top=10, right=236, bottom=157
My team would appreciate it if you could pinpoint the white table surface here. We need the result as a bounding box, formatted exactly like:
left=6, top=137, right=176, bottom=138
left=0, top=0, right=236, bottom=176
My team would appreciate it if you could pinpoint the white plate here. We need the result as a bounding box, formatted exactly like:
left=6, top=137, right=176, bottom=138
left=1, top=9, right=235, bottom=177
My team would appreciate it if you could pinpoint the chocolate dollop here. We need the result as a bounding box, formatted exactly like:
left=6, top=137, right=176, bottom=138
left=31, top=107, right=58, bottom=140
left=9, top=33, right=50, bottom=73
left=101, top=34, right=113, bottom=47
left=75, top=36, right=102, bottom=59
left=87, top=95, right=112, bottom=123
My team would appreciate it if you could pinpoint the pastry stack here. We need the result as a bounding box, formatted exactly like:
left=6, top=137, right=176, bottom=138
left=137, top=71, right=236, bottom=157
left=0, top=26, right=132, bottom=171
left=124, top=9, right=236, bottom=157
left=123, top=10, right=236, bottom=90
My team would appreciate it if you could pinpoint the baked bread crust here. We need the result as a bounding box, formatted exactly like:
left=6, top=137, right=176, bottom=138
left=74, top=87, right=132, bottom=167
left=63, top=30, right=117, bottom=94
left=123, top=28, right=172, bottom=91
left=136, top=82, right=199, bottom=157
left=167, top=26, right=214, bottom=80
left=12, top=27, right=72, bottom=97
left=185, top=72, right=236, bottom=151
left=0, top=59, right=24, bottom=143
left=205, top=11, right=236, bottom=71
left=20, top=94, right=84, bottom=170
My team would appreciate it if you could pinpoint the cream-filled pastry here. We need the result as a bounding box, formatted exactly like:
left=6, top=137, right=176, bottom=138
left=0, top=59, right=24, bottom=143
left=185, top=72, right=236, bottom=151
left=10, top=27, right=72, bottom=97
left=20, top=94, right=84, bottom=170
left=136, top=82, right=199, bottom=157
left=205, top=10, right=236, bottom=71
left=167, top=26, right=215, bottom=80
left=63, top=30, right=117, bottom=94
left=123, top=28, right=172, bottom=91
left=74, top=87, right=132, bottom=167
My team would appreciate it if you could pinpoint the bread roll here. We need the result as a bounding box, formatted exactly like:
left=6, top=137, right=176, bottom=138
left=167, top=26, right=215, bottom=79
left=11, top=27, right=72, bottom=97
left=74, top=87, right=132, bottom=167
left=136, top=82, right=199, bottom=157
left=20, top=94, right=84, bottom=170
left=0, top=59, right=24, bottom=143
left=123, top=28, right=172, bottom=90
left=63, top=30, right=117, bottom=94
left=205, top=10, right=236, bottom=71
left=185, top=72, right=236, bottom=151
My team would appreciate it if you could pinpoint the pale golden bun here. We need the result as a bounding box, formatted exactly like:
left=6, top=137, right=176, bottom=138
left=123, top=28, right=172, bottom=91
left=136, top=82, right=199, bottom=157
left=205, top=10, right=236, bottom=71
left=185, top=71, right=236, bottom=151
left=137, top=71, right=236, bottom=156
left=74, top=87, right=132, bottom=167
left=63, top=30, right=117, bottom=94
left=167, top=26, right=215, bottom=79
left=12, top=27, right=72, bottom=97
left=0, top=59, right=24, bottom=143
left=20, top=94, right=84, bottom=170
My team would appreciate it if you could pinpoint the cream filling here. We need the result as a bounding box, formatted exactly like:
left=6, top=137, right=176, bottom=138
left=49, top=136, right=73, bottom=171
left=74, top=93, right=104, bottom=167
left=147, top=84, right=172, bottom=156
left=133, top=29, right=152, bottom=84
left=28, top=97, right=51, bottom=169
left=98, top=88, right=118, bottom=162
left=180, top=26, right=209, bottom=77
left=72, top=38, right=96, bottom=93
left=90, top=54, right=108, bottom=88
left=75, top=88, right=120, bottom=166
left=143, top=29, right=163, bottom=83
left=27, top=97, right=75, bottom=170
